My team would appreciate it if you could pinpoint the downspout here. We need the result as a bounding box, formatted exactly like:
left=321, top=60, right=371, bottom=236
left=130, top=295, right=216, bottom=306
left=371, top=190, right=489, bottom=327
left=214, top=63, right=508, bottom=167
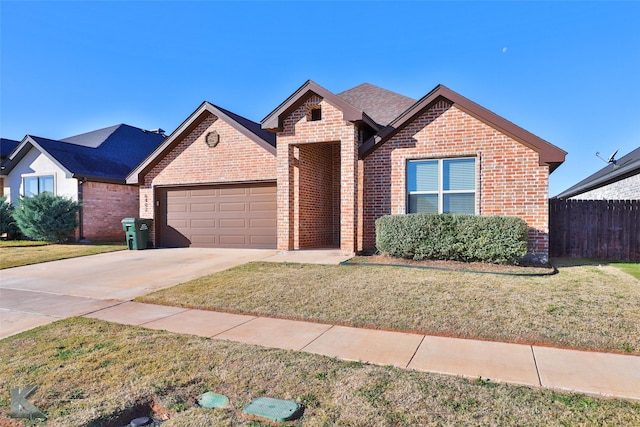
left=77, top=177, right=85, bottom=241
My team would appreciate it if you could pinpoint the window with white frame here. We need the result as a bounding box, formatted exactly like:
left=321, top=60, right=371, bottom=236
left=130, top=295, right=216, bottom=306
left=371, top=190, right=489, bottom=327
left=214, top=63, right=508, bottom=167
left=23, top=175, right=54, bottom=197
left=407, top=157, right=476, bottom=214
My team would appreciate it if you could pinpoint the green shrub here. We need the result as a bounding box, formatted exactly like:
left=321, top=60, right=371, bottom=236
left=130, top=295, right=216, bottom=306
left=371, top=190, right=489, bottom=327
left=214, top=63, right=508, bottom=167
left=13, top=193, right=81, bottom=242
left=0, top=196, right=20, bottom=238
left=375, top=213, right=529, bottom=265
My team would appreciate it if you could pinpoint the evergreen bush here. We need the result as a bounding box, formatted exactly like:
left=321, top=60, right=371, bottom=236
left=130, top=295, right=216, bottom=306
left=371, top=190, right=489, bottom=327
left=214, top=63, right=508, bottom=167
left=375, top=213, right=529, bottom=265
left=13, top=193, right=81, bottom=242
left=0, top=196, right=20, bottom=238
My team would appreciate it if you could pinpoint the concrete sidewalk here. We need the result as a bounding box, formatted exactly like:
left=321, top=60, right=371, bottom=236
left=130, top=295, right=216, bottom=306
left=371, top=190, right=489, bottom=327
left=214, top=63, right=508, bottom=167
left=84, top=301, right=640, bottom=402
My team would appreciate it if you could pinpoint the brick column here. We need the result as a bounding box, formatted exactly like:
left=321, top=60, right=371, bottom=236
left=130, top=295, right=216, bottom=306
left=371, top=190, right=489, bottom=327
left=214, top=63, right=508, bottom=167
left=277, top=142, right=295, bottom=251
left=340, top=126, right=358, bottom=254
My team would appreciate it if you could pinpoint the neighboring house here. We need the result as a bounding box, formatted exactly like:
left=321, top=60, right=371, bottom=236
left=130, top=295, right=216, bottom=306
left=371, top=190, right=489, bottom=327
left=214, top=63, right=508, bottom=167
left=554, top=146, right=640, bottom=199
left=127, top=81, right=566, bottom=262
left=1, top=138, right=20, bottom=196
left=1, top=125, right=165, bottom=240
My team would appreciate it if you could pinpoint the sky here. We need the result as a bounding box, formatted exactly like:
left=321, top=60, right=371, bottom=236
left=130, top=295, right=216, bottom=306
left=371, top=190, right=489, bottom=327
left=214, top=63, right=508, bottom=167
left=1, top=1, right=639, bottom=196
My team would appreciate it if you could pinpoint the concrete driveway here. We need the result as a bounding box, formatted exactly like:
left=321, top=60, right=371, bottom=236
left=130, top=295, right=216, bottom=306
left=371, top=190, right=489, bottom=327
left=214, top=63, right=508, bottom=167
left=0, top=248, right=352, bottom=340
left=0, top=248, right=277, bottom=339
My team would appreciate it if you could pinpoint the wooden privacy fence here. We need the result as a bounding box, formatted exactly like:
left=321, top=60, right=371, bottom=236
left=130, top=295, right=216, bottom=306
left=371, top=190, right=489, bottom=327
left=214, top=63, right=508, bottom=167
left=549, top=199, right=640, bottom=261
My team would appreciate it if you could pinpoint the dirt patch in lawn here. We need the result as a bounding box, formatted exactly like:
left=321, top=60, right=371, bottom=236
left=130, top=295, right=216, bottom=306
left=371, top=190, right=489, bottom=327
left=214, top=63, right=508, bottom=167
left=345, top=255, right=556, bottom=275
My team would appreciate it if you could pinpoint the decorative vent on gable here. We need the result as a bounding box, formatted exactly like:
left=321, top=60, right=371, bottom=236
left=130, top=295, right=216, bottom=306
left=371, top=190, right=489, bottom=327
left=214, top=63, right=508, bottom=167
left=205, top=131, right=220, bottom=148
left=308, top=105, right=322, bottom=122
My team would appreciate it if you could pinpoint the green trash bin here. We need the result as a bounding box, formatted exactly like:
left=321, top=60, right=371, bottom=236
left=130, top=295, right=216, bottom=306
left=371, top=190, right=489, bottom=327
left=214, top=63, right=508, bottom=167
left=121, top=218, right=153, bottom=250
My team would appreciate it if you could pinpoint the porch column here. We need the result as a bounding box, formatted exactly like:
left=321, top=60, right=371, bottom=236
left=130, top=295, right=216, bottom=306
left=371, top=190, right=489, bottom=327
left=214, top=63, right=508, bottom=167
left=277, top=142, right=295, bottom=251
left=340, top=126, right=358, bottom=254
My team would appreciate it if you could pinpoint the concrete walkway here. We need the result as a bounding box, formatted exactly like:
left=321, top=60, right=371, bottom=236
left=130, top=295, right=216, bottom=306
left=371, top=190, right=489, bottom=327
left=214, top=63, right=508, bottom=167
left=2, top=248, right=639, bottom=402
left=84, top=301, right=640, bottom=402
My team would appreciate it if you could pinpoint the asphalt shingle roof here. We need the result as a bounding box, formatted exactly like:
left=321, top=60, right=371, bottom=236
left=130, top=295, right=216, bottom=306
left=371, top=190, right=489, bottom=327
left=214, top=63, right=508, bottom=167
left=214, top=105, right=276, bottom=147
left=60, top=124, right=121, bottom=148
left=28, top=124, right=165, bottom=181
left=337, top=83, right=416, bottom=126
left=0, top=138, right=20, bottom=159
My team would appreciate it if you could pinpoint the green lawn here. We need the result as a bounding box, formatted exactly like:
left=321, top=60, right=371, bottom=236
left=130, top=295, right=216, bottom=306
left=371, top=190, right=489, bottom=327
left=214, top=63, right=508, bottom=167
left=138, top=259, right=640, bottom=355
left=0, top=241, right=126, bottom=269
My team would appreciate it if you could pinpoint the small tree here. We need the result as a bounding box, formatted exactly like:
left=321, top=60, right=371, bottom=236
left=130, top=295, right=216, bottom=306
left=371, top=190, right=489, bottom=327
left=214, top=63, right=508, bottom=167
left=0, top=196, right=20, bottom=238
left=14, top=193, right=81, bottom=242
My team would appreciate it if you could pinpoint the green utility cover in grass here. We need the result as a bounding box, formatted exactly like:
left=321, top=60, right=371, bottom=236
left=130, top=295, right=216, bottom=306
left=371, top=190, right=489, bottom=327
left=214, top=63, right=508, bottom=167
left=242, top=397, right=303, bottom=422
left=197, top=392, right=229, bottom=409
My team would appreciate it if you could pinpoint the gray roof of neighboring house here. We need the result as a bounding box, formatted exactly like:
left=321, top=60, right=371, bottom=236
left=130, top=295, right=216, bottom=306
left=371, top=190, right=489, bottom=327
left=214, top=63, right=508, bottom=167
left=2, top=124, right=166, bottom=182
left=1, top=138, right=20, bottom=160
left=337, top=83, right=416, bottom=126
left=555, top=146, right=640, bottom=198
left=60, top=124, right=123, bottom=148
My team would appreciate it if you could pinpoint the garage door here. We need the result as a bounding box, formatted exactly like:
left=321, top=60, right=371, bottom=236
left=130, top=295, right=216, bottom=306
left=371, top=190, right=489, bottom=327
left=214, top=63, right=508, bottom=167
left=158, top=183, right=277, bottom=248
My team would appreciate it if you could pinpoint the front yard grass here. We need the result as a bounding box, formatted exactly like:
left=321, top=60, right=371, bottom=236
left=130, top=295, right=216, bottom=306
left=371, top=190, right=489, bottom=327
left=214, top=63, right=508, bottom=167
left=1, top=317, right=639, bottom=426
left=138, top=260, right=640, bottom=355
left=0, top=241, right=126, bottom=269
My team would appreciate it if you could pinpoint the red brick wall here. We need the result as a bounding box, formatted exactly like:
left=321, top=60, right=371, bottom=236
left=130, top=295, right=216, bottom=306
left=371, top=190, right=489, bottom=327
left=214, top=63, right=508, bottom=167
left=140, top=112, right=277, bottom=244
left=298, top=142, right=339, bottom=248
left=363, top=100, right=551, bottom=261
left=80, top=181, right=139, bottom=241
left=276, top=95, right=358, bottom=252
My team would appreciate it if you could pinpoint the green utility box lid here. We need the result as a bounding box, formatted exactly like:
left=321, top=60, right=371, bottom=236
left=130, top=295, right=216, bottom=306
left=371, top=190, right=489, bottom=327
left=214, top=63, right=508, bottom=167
left=242, top=397, right=303, bottom=422
left=197, top=392, right=229, bottom=409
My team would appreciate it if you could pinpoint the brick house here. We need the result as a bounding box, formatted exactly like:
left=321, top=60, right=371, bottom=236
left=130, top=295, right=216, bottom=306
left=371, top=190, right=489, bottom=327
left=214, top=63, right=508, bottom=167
left=1, top=125, right=165, bottom=240
left=127, top=81, right=566, bottom=261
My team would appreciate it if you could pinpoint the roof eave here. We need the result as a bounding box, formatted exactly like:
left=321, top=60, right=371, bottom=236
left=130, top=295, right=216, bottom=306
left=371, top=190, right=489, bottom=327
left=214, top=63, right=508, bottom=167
left=2, top=136, right=73, bottom=177
left=74, top=174, right=128, bottom=185
left=210, top=104, right=276, bottom=155
left=359, top=85, right=567, bottom=171
left=261, top=80, right=367, bottom=132
left=555, top=158, right=640, bottom=198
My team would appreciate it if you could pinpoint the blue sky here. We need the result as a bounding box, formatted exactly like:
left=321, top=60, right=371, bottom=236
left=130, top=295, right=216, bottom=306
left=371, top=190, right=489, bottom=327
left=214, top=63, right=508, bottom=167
left=1, top=1, right=638, bottom=196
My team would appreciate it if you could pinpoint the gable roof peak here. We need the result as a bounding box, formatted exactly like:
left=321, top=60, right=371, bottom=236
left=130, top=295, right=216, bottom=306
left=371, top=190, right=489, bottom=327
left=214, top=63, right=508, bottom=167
left=360, top=84, right=566, bottom=172
left=262, top=80, right=381, bottom=132
left=126, top=101, right=276, bottom=185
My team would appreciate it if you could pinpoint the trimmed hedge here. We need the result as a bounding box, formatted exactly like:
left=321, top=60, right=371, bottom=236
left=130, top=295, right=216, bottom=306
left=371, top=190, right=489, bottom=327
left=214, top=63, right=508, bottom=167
left=375, top=213, right=529, bottom=265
